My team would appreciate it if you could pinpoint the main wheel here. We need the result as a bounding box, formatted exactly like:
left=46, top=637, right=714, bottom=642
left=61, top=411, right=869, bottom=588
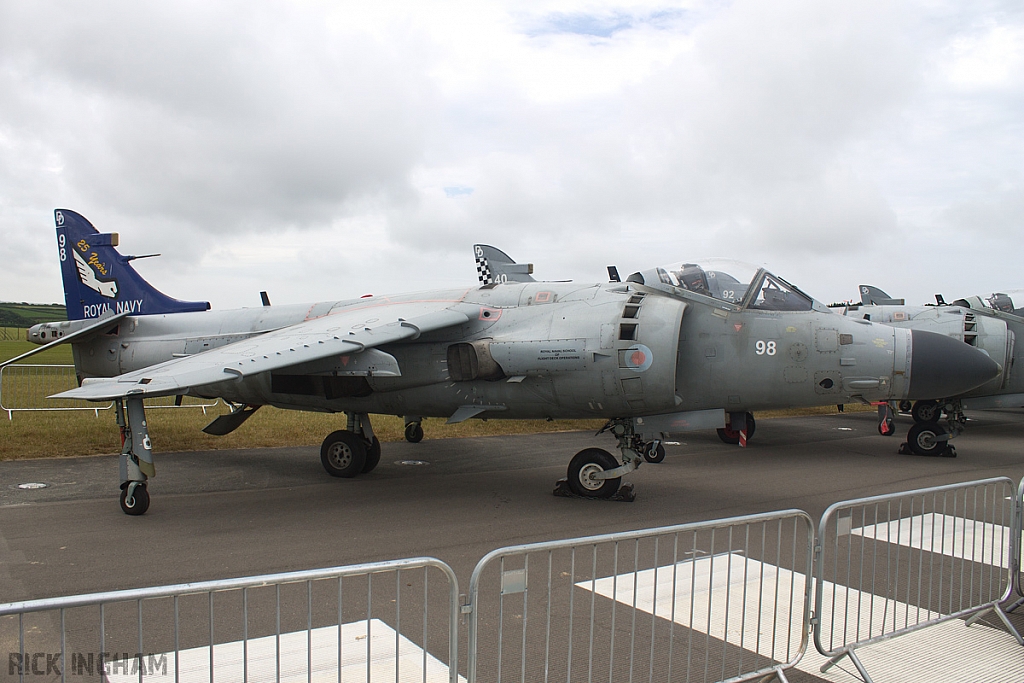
left=643, top=442, right=666, bottom=463
left=906, top=422, right=946, bottom=456
left=566, top=448, right=621, bottom=498
left=362, top=436, right=382, bottom=473
left=320, top=430, right=367, bottom=477
left=120, top=483, right=150, bottom=516
left=717, top=412, right=756, bottom=445
left=911, top=400, right=940, bottom=423
left=405, top=422, right=424, bottom=443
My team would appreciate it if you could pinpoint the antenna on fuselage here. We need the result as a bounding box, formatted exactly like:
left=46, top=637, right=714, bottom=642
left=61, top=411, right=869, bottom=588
left=260, top=291, right=271, bottom=307
left=607, top=266, right=621, bottom=282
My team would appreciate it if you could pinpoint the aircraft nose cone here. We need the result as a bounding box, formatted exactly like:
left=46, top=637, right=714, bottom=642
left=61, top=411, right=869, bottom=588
left=907, top=329, right=1000, bottom=399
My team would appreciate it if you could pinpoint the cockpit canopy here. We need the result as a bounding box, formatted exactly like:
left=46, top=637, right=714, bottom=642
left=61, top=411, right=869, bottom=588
left=635, top=258, right=815, bottom=311
left=951, top=290, right=1024, bottom=319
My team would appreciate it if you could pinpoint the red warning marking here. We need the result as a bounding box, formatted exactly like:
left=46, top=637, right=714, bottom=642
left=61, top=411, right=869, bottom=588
left=631, top=350, right=647, bottom=366
left=734, top=323, right=743, bottom=332
left=535, top=291, right=552, bottom=303
left=739, top=430, right=747, bottom=448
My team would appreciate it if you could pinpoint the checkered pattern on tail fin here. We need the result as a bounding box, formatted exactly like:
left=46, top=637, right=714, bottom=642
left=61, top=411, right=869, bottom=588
left=475, top=251, right=493, bottom=284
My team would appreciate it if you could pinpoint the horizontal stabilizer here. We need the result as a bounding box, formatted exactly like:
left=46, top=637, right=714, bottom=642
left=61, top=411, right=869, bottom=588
left=3, top=312, right=130, bottom=368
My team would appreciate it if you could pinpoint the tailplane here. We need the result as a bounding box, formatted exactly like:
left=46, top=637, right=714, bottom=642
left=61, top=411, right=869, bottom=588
left=56, top=209, right=210, bottom=320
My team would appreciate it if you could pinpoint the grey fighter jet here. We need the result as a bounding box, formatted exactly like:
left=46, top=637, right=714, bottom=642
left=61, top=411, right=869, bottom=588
left=838, top=286, right=1024, bottom=455
left=10, top=210, right=1001, bottom=515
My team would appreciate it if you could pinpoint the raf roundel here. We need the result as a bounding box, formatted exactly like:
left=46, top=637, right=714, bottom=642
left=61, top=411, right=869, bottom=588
left=624, top=343, right=654, bottom=372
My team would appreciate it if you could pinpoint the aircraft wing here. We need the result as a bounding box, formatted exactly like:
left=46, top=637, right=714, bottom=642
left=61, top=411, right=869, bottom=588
left=53, top=301, right=471, bottom=401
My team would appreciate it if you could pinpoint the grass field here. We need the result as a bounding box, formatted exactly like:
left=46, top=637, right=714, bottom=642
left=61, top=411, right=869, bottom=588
left=0, top=336, right=865, bottom=461
left=0, top=302, right=65, bottom=327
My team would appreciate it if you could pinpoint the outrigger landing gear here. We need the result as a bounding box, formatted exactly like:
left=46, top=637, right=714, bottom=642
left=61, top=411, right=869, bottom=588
left=115, top=396, right=155, bottom=516
left=554, top=418, right=643, bottom=501
left=320, top=412, right=381, bottom=478
left=403, top=416, right=424, bottom=443
left=898, top=399, right=964, bottom=457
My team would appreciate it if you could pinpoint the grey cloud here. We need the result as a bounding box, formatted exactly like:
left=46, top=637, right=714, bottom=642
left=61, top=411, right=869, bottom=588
left=0, top=1, right=436, bottom=234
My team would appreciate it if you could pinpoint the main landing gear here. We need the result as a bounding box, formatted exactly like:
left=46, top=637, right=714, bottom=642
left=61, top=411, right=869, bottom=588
left=554, top=418, right=664, bottom=501
left=320, top=412, right=382, bottom=477
left=891, top=399, right=964, bottom=457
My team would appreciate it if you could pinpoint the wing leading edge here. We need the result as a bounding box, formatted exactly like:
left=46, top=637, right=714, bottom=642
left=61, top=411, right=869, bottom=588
left=53, top=302, right=471, bottom=401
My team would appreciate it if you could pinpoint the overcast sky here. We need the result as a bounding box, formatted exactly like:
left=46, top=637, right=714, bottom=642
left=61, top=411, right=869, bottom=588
left=1, top=0, right=1021, bottom=311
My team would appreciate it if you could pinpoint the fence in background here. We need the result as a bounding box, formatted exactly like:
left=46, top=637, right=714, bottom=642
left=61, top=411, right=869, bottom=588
left=466, top=510, right=815, bottom=683
left=0, top=558, right=460, bottom=683
left=0, top=327, right=25, bottom=341
left=0, top=364, right=219, bottom=419
left=814, top=477, right=1022, bottom=682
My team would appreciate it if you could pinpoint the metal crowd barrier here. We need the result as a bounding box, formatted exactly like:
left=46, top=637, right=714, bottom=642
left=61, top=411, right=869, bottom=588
left=813, top=477, right=1022, bottom=682
left=464, top=510, right=815, bottom=683
left=0, top=364, right=218, bottom=419
left=1008, top=477, right=1024, bottom=613
left=0, top=558, right=460, bottom=683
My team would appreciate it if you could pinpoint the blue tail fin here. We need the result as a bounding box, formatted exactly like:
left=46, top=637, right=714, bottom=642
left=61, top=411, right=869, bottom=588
left=55, top=209, right=211, bottom=320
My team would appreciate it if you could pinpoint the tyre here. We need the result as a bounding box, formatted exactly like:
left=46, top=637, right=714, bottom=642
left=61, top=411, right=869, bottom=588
left=405, top=422, right=424, bottom=443
left=120, top=483, right=150, bottom=516
left=717, top=412, right=755, bottom=444
left=643, top=442, right=666, bottom=463
left=566, top=448, right=621, bottom=498
left=320, top=430, right=367, bottom=477
left=906, top=421, right=946, bottom=456
left=362, top=436, right=382, bottom=473
left=911, top=400, right=940, bottom=424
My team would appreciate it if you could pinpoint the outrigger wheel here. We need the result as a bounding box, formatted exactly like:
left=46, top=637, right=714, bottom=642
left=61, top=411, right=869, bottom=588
left=566, top=448, right=622, bottom=498
left=320, top=430, right=367, bottom=477
left=119, top=482, right=150, bottom=516
left=643, top=441, right=666, bottom=463
left=404, top=422, right=424, bottom=443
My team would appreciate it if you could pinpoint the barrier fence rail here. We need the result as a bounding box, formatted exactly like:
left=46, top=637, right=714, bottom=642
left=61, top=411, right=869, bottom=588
left=0, top=364, right=219, bottom=419
left=813, top=477, right=1022, bottom=683
left=0, top=557, right=460, bottom=683
left=465, top=509, right=815, bottom=683
left=2, top=478, right=1023, bottom=683
left=1009, top=476, right=1024, bottom=612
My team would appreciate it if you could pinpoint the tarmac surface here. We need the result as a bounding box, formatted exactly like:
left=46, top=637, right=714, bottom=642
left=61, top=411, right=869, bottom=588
left=2, top=408, right=1023, bottom=681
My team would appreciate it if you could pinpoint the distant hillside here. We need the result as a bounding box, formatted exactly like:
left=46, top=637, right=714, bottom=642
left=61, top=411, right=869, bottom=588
left=0, top=302, right=66, bottom=327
